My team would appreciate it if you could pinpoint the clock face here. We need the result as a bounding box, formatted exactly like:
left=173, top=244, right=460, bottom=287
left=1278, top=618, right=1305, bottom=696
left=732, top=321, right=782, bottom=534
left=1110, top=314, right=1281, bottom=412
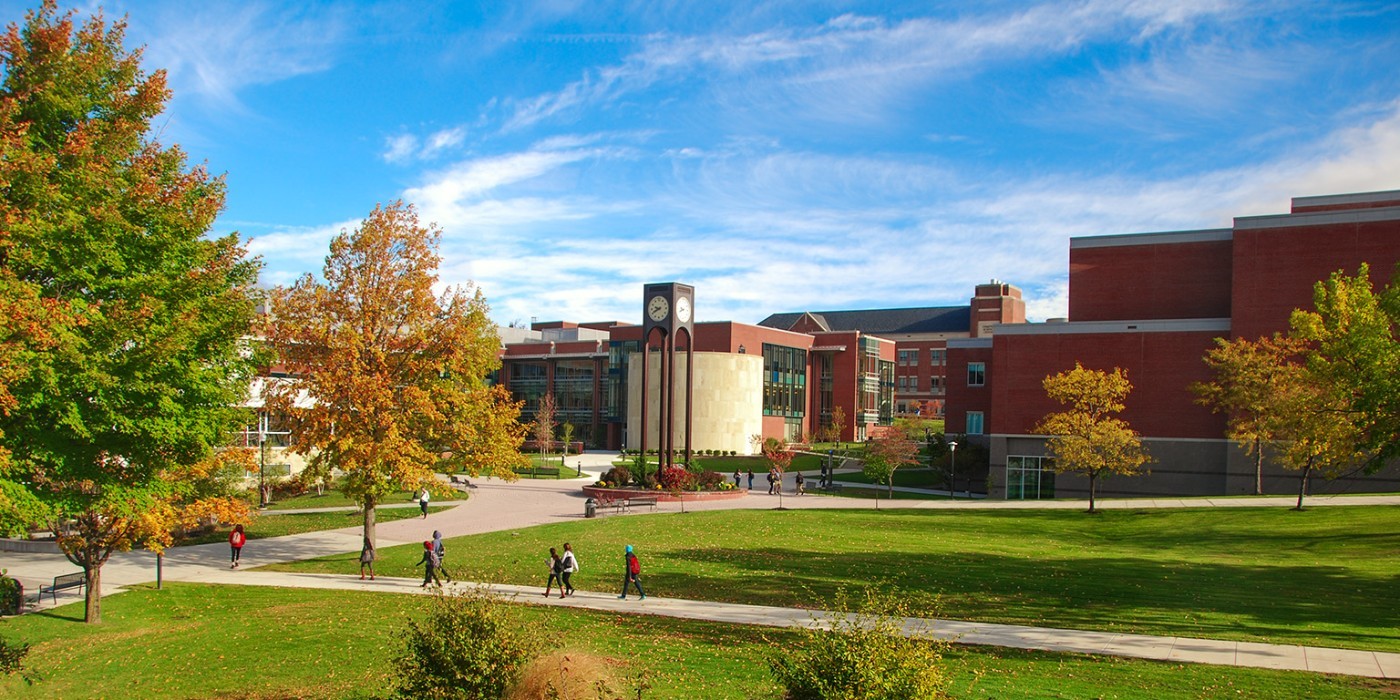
left=647, top=295, right=670, bottom=322
left=675, top=296, right=691, bottom=323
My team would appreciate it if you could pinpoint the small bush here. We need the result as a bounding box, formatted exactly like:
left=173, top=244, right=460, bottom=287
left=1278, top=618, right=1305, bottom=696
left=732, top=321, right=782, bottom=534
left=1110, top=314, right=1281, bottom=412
left=392, top=589, right=541, bottom=700
left=696, top=471, right=726, bottom=491
left=660, top=467, right=694, bottom=491
left=0, top=570, right=21, bottom=616
left=602, top=465, right=630, bottom=487
left=767, top=587, right=949, bottom=700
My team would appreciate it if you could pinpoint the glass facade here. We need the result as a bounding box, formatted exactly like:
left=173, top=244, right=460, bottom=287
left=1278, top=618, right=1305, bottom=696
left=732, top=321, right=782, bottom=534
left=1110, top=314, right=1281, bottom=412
left=606, top=340, right=641, bottom=423
left=762, top=343, right=807, bottom=418
left=856, top=336, right=893, bottom=426
left=967, top=361, right=986, bottom=386
left=509, top=362, right=548, bottom=416
left=1006, top=455, right=1055, bottom=499
left=553, top=359, right=596, bottom=444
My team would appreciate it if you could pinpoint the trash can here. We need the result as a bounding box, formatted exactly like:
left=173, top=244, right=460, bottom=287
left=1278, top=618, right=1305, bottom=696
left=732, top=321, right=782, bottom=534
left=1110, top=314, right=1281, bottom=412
left=584, top=498, right=597, bottom=519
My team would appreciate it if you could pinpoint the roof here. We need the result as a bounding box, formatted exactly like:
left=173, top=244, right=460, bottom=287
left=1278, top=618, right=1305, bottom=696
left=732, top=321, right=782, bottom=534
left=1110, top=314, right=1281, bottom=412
left=758, top=305, right=970, bottom=335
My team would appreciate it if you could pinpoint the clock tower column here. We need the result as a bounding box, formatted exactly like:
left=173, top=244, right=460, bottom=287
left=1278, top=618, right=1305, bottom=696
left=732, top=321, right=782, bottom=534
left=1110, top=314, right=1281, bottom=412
left=639, top=282, right=695, bottom=475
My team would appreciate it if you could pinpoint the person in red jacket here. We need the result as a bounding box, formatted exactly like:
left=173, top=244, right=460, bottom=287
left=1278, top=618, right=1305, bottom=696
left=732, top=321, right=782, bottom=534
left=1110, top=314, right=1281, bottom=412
left=618, top=544, right=645, bottom=600
left=229, top=524, right=246, bottom=569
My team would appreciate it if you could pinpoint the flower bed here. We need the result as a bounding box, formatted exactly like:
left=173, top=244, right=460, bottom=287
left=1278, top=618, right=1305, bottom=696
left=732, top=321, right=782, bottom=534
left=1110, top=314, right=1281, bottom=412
left=581, top=485, right=746, bottom=502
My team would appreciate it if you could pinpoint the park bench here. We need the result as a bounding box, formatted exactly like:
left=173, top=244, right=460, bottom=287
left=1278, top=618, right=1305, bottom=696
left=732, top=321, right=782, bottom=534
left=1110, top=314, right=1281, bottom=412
left=514, top=466, right=561, bottom=478
left=624, top=496, right=658, bottom=512
left=820, top=482, right=843, bottom=493
left=40, top=571, right=85, bottom=603
left=448, top=475, right=475, bottom=491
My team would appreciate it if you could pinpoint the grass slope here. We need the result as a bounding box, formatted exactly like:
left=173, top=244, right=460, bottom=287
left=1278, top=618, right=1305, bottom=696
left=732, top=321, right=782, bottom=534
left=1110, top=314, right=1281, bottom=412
left=266, top=506, right=1400, bottom=652
left=0, top=584, right=1392, bottom=699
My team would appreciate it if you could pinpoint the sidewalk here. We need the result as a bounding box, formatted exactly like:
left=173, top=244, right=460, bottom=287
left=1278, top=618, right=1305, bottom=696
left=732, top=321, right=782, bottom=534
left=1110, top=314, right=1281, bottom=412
left=126, top=568, right=1400, bottom=680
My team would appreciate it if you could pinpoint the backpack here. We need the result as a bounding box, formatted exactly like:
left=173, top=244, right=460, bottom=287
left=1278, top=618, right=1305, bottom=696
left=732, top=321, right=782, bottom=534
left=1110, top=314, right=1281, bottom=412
left=628, top=554, right=640, bottom=575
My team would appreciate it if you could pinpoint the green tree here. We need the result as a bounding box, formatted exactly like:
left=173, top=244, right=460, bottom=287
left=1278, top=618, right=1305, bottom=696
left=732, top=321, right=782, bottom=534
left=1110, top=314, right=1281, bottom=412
left=1034, top=364, right=1153, bottom=513
left=1193, top=334, right=1311, bottom=495
left=263, top=201, right=527, bottom=547
left=0, top=3, right=261, bottom=622
left=863, top=431, right=919, bottom=498
left=1290, top=263, right=1400, bottom=471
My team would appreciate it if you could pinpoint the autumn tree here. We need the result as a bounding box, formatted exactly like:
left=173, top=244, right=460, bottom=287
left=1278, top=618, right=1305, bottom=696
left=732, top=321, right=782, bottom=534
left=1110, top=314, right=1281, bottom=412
left=1193, top=334, right=1311, bottom=495
left=863, top=431, right=919, bottom=498
left=1290, top=263, right=1400, bottom=471
left=1033, top=364, right=1153, bottom=513
left=263, top=201, right=527, bottom=547
left=0, top=2, right=262, bottom=622
left=762, top=437, right=794, bottom=507
left=533, top=393, right=557, bottom=463
left=827, top=405, right=847, bottom=447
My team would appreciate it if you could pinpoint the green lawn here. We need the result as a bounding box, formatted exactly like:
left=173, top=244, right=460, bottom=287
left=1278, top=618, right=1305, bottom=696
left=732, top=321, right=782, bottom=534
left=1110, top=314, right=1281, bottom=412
left=807, top=484, right=947, bottom=500
left=264, top=487, right=464, bottom=511
left=1, top=584, right=1391, bottom=699
left=831, top=467, right=945, bottom=488
left=178, top=506, right=452, bottom=545
left=266, top=506, right=1400, bottom=653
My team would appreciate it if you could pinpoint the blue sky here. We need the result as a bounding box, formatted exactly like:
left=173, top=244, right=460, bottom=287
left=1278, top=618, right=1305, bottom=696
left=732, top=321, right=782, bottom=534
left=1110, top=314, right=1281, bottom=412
left=7, top=1, right=1400, bottom=326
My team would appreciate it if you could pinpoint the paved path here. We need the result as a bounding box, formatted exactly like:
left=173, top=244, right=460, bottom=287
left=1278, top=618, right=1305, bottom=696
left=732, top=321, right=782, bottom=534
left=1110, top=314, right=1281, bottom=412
left=5, top=450, right=1398, bottom=680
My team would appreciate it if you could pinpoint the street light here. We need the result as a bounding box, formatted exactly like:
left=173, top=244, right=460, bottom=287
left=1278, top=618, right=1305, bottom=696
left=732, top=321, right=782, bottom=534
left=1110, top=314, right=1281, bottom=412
left=258, top=412, right=269, bottom=509
left=947, top=440, right=958, bottom=499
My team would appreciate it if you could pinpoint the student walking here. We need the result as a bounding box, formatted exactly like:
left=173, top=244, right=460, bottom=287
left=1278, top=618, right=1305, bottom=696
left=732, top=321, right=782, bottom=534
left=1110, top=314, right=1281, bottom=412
left=561, top=542, right=578, bottom=597
left=544, top=547, right=565, bottom=598
left=359, top=536, right=376, bottom=580
left=228, top=524, right=246, bottom=569
left=416, top=540, right=441, bottom=587
left=618, top=545, right=645, bottom=600
left=795, top=471, right=806, bottom=495
left=732, top=470, right=741, bottom=488
left=418, top=488, right=431, bottom=518
left=747, top=469, right=755, bottom=490
left=432, top=530, right=452, bottom=582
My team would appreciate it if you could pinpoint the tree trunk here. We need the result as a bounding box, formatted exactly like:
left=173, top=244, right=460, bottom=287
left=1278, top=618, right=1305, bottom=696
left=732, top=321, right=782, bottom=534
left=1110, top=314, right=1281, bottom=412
left=1253, top=437, right=1263, bottom=496
left=363, top=496, right=378, bottom=549
left=84, top=563, right=102, bottom=623
left=1088, top=471, right=1098, bottom=513
left=1295, top=461, right=1312, bottom=511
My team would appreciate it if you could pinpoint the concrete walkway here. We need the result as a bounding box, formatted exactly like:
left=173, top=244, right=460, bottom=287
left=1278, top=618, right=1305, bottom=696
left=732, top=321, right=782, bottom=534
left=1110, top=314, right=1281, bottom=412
left=4, top=450, right=1397, bottom=680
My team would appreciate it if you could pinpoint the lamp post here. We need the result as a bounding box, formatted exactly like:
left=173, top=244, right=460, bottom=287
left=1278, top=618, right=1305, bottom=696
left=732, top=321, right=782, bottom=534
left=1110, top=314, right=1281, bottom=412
left=258, top=412, right=268, bottom=509
left=947, top=440, right=958, bottom=499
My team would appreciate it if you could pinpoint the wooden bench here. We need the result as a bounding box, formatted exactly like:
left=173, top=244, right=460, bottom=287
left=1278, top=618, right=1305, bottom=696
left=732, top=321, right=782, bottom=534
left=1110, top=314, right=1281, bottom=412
left=625, top=496, right=658, bottom=512
left=449, top=475, right=475, bottom=491
left=40, top=571, right=85, bottom=603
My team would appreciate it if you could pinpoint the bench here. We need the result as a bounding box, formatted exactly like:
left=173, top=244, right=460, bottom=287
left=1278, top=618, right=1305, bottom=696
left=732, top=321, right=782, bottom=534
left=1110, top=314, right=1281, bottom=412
left=449, top=475, right=475, bottom=491
left=514, top=467, right=561, bottom=478
left=624, top=496, right=658, bottom=512
left=40, top=571, right=85, bottom=603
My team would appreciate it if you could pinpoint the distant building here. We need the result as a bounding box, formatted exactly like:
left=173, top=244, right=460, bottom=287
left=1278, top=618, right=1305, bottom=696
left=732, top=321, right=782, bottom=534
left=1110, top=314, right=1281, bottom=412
left=947, top=188, right=1400, bottom=499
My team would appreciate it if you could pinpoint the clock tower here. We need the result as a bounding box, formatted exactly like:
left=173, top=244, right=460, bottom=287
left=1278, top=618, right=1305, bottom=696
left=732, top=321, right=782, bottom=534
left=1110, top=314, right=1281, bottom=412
left=639, top=283, right=695, bottom=474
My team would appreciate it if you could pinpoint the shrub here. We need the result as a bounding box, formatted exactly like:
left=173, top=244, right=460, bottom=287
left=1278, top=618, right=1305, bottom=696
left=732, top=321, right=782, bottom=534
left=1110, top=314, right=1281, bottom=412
left=0, top=570, right=21, bottom=616
left=506, top=651, right=620, bottom=700
left=659, top=467, right=694, bottom=491
left=639, top=470, right=659, bottom=489
left=602, top=465, right=631, bottom=487
left=393, top=589, right=541, bottom=700
left=0, top=634, right=33, bottom=684
left=696, top=471, right=726, bottom=491
left=767, top=587, right=949, bottom=700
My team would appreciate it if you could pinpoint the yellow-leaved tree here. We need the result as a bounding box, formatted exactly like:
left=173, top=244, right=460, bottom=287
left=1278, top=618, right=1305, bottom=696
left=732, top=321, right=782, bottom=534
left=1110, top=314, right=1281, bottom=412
left=263, top=201, right=527, bottom=546
left=1034, top=364, right=1153, bottom=513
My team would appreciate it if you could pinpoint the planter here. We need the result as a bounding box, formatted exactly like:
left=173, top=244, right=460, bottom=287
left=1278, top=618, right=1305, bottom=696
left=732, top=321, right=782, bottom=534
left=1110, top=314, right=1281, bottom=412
left=581, top=485, right=746, bottom=503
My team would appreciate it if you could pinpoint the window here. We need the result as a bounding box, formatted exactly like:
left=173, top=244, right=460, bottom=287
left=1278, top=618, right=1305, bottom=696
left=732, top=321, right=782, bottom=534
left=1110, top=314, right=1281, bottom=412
left=967, top=362, right=986, bottom=386
left=930, top=349, right=945, bottom=365
left=966, top=411, right=984, bottom=435
left=1006, top=456, right=1055, bottom=499
left=762, top=343, right=808, bottom=418
left=897, top=376, right=908, bottom=392
left=929, top=375, right=942, bottom=394
left=897, top=349, right=917, bottom=366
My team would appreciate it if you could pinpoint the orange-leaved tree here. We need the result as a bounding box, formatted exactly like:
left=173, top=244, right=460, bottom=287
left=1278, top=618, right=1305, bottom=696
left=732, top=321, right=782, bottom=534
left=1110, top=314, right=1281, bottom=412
left=1034, top=364, right=1152, bottom=513
left=263, top=201, right=527, bottom=546
left=863, top=431, right=920, bottom=498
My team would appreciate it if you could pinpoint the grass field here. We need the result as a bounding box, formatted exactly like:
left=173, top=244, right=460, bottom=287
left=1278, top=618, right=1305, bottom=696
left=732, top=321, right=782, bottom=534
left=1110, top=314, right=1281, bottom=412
left=178, top=506, right=452, bottom=545
left=1, top=584, right=1392, bottom=699
left=831, top=467, right=945, bottom=488
left=265, top=506, right=1400, bottom=653
left=264, top=488, right=464, bottom=511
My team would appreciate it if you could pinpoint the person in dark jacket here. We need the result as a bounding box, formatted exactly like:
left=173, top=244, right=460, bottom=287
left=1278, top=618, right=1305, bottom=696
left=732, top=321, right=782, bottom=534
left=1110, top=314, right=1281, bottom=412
left=544, top=547, right=565, bottom=598
left=359, top=536, right=376, bottom=580
left=416, top=540, right=440, bottom=587
left=618, top=544, right=645, bottom=600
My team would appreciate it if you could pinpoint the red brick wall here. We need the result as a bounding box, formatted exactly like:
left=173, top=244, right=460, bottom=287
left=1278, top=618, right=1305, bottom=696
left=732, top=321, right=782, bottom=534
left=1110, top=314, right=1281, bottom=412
left=1069, top=240, right=1233, bottom=322
left=1230, top=218, right=1400, bottom=340
left=988, top=330, right=1225, bottom=439
left=944, top=344, right=992, bottom=434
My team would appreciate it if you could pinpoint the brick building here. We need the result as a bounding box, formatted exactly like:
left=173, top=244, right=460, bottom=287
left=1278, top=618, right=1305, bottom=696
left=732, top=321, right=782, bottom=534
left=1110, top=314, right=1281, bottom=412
left=947, top=189, right=1400, bottom=499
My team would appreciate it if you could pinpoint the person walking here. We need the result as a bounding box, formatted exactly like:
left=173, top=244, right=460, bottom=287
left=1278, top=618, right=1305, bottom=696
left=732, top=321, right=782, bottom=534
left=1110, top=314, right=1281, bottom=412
left=747, top=469, right=754, bottom=490
left=416, top=540, right=440, bottom=587
left=228, top=524, right=246, bottom=569
left=767, top=469, right=776, bottom=495
left=561, top=543, right=578, bottom=597
left=359, top=536, right=376, bottom=580
left=544, top=547, right=565, bottom=598
left=618, top=544, right=645, bottom=600
left=732, top=470, right=741, bottom=488
left=432, top=530, right=452, bottom=582
left=795, top=471, right=806, bottom=495
left=418, top=488, right=431, bottom=518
